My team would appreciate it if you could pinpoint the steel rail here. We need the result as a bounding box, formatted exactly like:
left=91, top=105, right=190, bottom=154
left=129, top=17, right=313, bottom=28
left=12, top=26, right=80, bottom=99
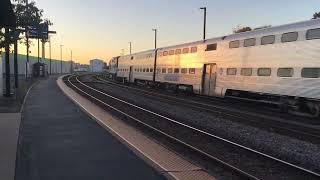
left=67, top=75, right=260, bottom=180
left=95, top=76, right=320, bottom=141
left=68, top=75, right=320, bottom=178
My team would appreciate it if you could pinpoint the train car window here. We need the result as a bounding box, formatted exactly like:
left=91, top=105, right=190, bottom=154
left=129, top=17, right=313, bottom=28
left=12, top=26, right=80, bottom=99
left=229, top=40, right=240, bottom=48
left=168, top=68, right=173, bottom=73
left=175, top=49, right=182, bottom=54
left=131, top=56, right=134, bottom=60
left=150, top=68, right=154, bottom=73
left=244, top=38, right=256, bottom=47
left=158, top=52, right=163, bottom=57
left=162, top=68, right=167, bottom=73
left=189, top=68, right=196, bottom=74
left=277, top=68, right=294, bottom=77
left=163, top=51, right=168, bottom=56
left=174, top=68, right=180, bottom=73
left=281, top=32, right=298, bottom=43
left=191, top=47, right=197, bottom=53
left=146, top=68, right=150, bottom=72
left=206, top=43, right=217, bottom=51
left=227, top=68, right=237, bottom=75
left=301, top=68, right=320, bottom=78
left=261, top=35, right=275, bottom=45
left=183, top=48, right=189, bottom=54
left=143, top=68, right=146, bottom=72
left=169, top=50, right=175, bottom=55
left=258, top=68, right=271, bottom=76
left=156, top=68, right=161, bottom=73
left=181, top=68, right=187, bottom=74
left=306, top=28, right=320, bottom=40
left=241, top=68, right=252, bottom=76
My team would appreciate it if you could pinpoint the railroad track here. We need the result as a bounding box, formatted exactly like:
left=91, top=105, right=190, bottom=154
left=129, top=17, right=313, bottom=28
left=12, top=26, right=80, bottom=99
left=64, top=74, right=320, bottom=180
left=93, top=75, right=320, bottom=144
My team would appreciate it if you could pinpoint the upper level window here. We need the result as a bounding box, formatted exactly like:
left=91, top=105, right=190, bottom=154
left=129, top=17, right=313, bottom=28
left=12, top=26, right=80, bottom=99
left=258, top=68, right=271, bottom=76
left=174, top=68, right=180, bottom=73
left=162, top=68, right=167, bottom=73
left=206, top=43, right=217, bottom=51
left=229, top=40, right=240, bottom=48
left=301, top=68, right=320, bottom=78
left=169, top=50, right=175, bottom=55
left=150, top=68, right=154, bottom=73
left=183, top=48, right=189, bottom=54
left=191, top=47, right=197, bottom=53
left=306, top=28, right=320, bottom=40
left=261, top=35, right=275, bottom=45
left=281, top=32, right=298, bottom=43
left=131, top=56, right=134, bottom=60
left=278, top=68, right=294, bottom=77
left=189, top=68, right=196, bottom=74
left=158, top=52, right=163, bottom=57
left=227, top=68, right=237, bottom=75
left=168, top=68, right=173, bottom=73
left=241, top=68, right=252, bottom=76
left=146, top=68, right=149, bottom=73
left=244, top=38, right=256, bottom=47
left=163, top=51, right=168, bottom=56
left=175, top=49, right=182, bottom=55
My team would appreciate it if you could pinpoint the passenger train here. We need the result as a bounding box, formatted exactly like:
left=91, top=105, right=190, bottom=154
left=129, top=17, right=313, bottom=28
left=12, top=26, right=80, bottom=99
left=109, top=19, right=320, bottom=116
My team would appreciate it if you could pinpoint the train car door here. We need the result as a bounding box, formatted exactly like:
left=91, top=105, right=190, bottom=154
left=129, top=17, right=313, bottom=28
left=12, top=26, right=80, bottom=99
left=129, top=66, right=134, bottom=83
left=202, top=63, right=217, bottom=96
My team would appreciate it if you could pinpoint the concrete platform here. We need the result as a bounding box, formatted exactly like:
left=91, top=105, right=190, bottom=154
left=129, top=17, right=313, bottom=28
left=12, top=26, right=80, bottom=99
left=14, top=76, right=165, bottom=180
left=58, top=76, right=215, bottom=180
left=0, top=113, right=21, bottom=180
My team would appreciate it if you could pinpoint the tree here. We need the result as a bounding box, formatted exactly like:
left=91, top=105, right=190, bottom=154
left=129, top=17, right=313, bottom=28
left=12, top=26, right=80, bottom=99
left=0, top=0, right=52, bottom=49
left=233, top=25, right=252, bottom=33
left=313, top=12, right=320, bottom=19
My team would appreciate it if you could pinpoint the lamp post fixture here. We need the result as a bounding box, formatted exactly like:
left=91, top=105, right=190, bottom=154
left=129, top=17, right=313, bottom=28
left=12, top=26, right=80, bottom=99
left=152, top=29, right=157, bottom=49
left=60, top=44, right=63, bottom=74
left=200, top=7, right=207, bottom=41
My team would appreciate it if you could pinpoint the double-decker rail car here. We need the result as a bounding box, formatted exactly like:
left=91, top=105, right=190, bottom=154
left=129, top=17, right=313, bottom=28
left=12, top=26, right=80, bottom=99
left=109, top=19, right=320, bottom=116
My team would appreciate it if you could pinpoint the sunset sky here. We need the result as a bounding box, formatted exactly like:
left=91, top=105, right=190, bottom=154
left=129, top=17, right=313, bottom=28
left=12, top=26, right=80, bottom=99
left=19, top=0, right=320, bottom=64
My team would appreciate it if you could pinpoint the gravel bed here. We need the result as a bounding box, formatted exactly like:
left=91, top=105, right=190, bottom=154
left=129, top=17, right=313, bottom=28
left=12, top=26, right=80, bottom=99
left=79, top=75, right=320, bottom=173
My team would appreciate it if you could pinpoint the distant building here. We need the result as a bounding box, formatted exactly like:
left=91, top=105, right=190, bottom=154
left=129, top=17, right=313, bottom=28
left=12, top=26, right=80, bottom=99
left=90, top=59, right=104, bottom=72
left=74, top=64, right=89, bottom=72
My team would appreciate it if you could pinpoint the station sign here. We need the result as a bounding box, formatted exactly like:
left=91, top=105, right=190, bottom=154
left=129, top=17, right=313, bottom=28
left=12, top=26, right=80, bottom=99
left=28, top=23, right=49, bottom=40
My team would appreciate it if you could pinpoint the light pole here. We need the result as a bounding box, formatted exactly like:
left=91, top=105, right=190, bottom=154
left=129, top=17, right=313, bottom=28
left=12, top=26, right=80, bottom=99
left=49, top=36, right=52, bottom=74
left=70, top=50, right=73, bottom=74
left=60, top=44, right=63, bottom=74
left=152, top=29, right=157, bottom=49
left=129, top=42, right=132, bottom=55
left=200, top=7, right=207, bottom=41
left=26, top=0, right=29, bottom=78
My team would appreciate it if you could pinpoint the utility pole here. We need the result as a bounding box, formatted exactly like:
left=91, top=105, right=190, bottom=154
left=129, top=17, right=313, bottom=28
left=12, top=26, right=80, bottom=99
left=37, top=38, right=40, bottom=62
left=26, top=0, right=29, bottom=78
left=49, top=36, right=52, bottom=74
left=14, top=39, right=18, bottom=88
left=70, top=50, right=73, bottom=73
left=60, top=44, right=63, bottom=74
left=152, top=29, right=157, bottom=49
left=129, top=42, right=132, bottom=55
left=200, top=7, right=207, bottom=41
left=5, top=27, right=11, bottom=97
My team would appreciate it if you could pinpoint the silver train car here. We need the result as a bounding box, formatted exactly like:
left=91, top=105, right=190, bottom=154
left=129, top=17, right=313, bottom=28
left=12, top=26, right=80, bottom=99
left=111, top=19, right=320, bottom=116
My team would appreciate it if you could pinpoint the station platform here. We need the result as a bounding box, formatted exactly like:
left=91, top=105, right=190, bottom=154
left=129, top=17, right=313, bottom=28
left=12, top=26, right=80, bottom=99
left=14, top=76, right=165, bottom=180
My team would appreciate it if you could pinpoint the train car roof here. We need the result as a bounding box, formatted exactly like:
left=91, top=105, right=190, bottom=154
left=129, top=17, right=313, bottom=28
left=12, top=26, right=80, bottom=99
left=115, top=19, right=320, bottom=59
left=208, top=18, right=320, bottom=42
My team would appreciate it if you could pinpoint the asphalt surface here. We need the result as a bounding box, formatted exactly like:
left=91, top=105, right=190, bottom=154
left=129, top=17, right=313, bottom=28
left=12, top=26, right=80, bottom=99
left=15, top=76, right=165, bottom=180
